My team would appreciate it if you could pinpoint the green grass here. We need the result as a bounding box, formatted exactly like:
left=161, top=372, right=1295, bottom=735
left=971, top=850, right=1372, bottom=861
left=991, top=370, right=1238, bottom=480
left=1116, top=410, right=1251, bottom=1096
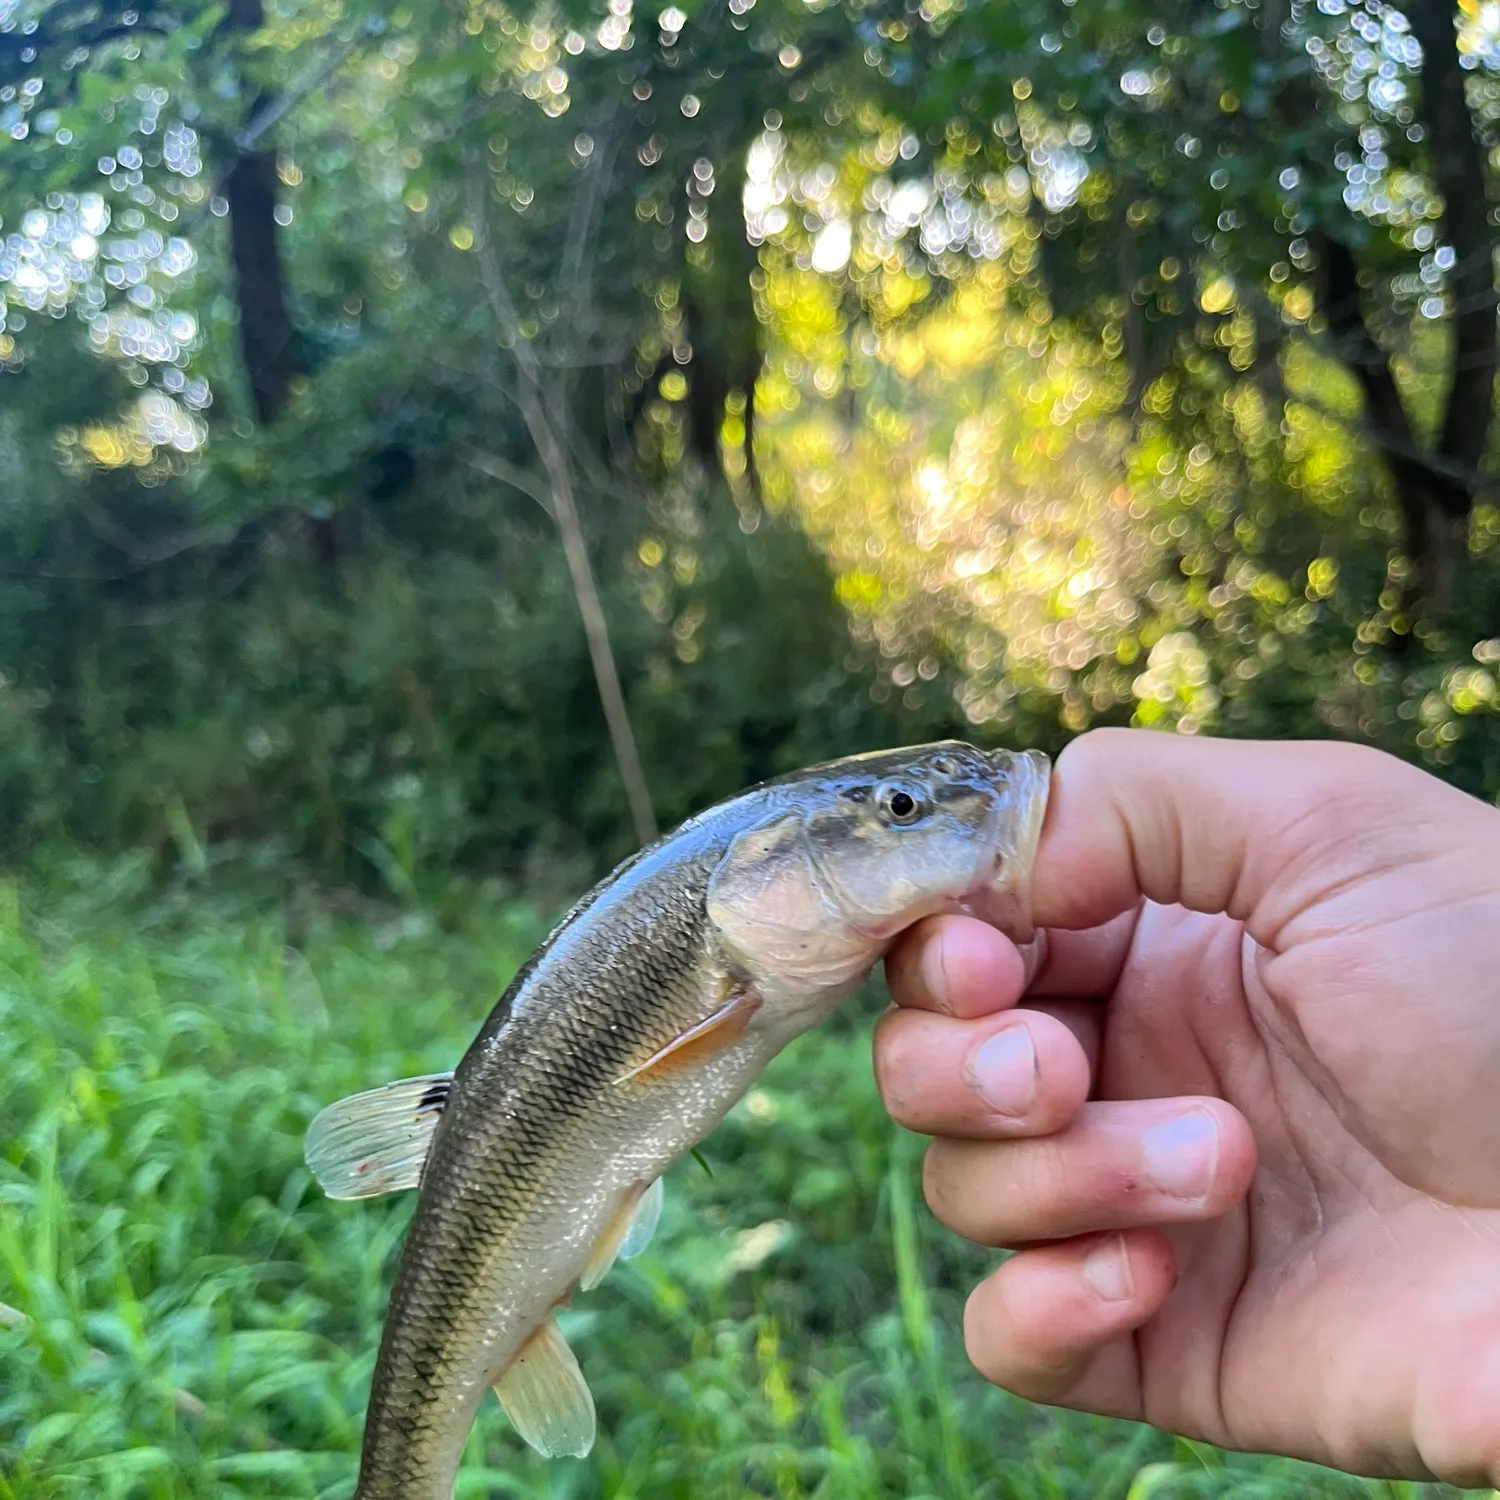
left=0, top=858, right=1472, bottom=1499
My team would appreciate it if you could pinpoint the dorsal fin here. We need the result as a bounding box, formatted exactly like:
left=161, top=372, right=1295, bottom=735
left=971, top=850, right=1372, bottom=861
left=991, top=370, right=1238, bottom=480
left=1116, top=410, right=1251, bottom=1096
left=303, top=1073, right=453, bottom=1200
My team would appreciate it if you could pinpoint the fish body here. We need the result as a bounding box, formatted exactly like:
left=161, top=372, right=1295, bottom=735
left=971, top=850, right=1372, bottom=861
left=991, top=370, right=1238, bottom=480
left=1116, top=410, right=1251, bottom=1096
left=305, top=741, right=1051, bottom=1500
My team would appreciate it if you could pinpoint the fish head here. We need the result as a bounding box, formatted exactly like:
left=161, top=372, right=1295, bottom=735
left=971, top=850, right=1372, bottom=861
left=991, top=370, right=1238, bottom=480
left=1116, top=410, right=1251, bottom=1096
left=706, top=741, right=1050, bottom=996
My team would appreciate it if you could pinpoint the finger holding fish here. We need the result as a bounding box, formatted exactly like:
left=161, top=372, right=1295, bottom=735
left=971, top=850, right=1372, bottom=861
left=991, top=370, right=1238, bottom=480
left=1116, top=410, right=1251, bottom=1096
left=883, top=912, right=1031, bottom=1017
left=962, top=1228, right=1179, bottom=1419
left=873, top=1007, right=1091, bottom=1138
left=876, top=913, right=1105, bottom=1139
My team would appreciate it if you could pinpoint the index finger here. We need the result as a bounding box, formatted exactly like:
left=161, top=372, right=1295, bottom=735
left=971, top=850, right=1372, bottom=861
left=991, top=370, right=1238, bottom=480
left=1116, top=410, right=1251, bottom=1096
left=884, top=915, right=1027, bottom=1017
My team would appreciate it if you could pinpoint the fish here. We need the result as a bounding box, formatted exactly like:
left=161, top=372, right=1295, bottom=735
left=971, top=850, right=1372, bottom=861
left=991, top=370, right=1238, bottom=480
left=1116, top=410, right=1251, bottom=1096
left=303, top=740, right=1051, bottom=1500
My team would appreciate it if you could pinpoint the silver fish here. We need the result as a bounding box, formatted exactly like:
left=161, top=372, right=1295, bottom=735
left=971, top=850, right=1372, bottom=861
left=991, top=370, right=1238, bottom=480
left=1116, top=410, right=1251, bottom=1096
left=305, top=740, right=1050, bottom=1499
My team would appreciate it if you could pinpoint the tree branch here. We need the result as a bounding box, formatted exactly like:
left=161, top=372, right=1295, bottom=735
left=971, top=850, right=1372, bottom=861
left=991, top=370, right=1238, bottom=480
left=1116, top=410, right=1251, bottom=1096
left=0, top=0, right=169, bottom=82
left=467, top=161, right=658, bottom=847
left=455, top=445, right=555, bottom=518
left=559, top=107, right=624, bottom=337
left=74, top=499, right=213, bottom=567
left=1316, top=239, right=1418, bottom=454
left=1315, top=235, right=1473, bottom=518
left=1314, top=233, right=1475, bottom=614
left=236, top=23, right=371, bottom=153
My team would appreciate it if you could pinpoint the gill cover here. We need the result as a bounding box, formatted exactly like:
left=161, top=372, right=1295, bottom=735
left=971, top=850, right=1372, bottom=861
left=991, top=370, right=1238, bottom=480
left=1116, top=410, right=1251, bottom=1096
left=705, top=812, right=875, bottom=989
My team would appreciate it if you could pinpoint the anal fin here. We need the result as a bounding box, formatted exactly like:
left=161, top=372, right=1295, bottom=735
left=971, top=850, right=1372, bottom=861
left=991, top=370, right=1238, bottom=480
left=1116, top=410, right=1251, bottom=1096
left=494, top=1316, right=596, bottom=1459
left=579, top=1177, right=665, bottom=1292
left=303, top=1073, right=452, bottom=1200
left=614, top=984, right=760, bottom=1086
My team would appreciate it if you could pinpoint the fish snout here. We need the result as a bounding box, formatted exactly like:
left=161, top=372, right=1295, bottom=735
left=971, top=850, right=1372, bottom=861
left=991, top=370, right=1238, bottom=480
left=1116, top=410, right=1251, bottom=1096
left=967, top=748, right=1051, bottom=942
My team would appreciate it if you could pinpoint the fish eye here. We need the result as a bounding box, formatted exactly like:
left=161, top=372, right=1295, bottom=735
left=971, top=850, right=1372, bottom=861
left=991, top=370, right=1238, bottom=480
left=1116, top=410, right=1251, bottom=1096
left=878, top=782, right=924, bottom=825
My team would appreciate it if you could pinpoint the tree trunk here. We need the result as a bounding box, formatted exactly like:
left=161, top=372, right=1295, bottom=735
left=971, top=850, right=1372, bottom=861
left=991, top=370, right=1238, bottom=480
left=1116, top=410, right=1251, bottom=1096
left=1407, top=0, right=1497, bottom=474
left=469, top=166, right=659, bottom=846
left=224, top=142, right=306, bottom=424
left=221, top=0, right=306, bottom=427
left=1316, top=235, right=1475, bottom=610
left=1281, top=1, right=1493, bottom=620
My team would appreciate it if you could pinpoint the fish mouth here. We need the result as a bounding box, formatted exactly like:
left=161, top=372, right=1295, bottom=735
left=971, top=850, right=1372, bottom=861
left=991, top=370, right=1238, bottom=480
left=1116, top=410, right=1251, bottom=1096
left=961, top=748, right=1052, bottom=943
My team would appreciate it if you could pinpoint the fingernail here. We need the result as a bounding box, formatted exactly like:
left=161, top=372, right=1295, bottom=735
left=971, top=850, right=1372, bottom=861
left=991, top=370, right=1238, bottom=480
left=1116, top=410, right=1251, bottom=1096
left=1082, top=1234, right=1133, bottom=1302
left=1142, top=1110, right=1218, bottom=1201
left=967, top=1027, right=1037, bottom=1117
left=921, top=933, right=952, bottom=1012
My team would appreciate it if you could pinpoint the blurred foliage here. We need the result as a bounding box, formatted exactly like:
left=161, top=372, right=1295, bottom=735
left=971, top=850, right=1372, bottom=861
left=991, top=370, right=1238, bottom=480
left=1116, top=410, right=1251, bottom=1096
left=1, top=0, right=1499, bottom=884
left=2, top=2, right=1499, bottom=1489
left=0, top=864, right=1478, bottom=1496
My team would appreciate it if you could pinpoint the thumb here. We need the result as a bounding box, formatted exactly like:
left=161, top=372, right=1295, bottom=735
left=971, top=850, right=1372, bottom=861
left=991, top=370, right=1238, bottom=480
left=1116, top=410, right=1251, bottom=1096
left=1030, top=728, right=1490, bottom=944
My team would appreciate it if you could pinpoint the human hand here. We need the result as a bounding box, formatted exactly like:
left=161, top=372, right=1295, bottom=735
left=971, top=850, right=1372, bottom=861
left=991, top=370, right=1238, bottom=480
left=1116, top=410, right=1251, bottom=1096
left=876, top=728, right=1500, bottom=1486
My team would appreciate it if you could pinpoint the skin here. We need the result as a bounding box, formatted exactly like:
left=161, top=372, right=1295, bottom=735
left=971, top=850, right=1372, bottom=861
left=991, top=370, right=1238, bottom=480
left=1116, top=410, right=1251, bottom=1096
left=874, top=727, right=1500, bottom=1488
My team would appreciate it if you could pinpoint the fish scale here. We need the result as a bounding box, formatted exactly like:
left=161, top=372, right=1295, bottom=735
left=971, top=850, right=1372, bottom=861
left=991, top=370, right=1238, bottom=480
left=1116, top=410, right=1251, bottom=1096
left=355, top=849, right=729, bottom=1498
left=304, top=742, right=1051, bottom=1500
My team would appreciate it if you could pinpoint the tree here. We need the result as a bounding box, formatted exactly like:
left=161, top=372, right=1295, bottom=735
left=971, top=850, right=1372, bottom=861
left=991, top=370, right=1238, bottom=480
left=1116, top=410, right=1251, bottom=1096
left=1, top=0, right=1498, bottom=876
left=879, top=0, right=1496, bottom=608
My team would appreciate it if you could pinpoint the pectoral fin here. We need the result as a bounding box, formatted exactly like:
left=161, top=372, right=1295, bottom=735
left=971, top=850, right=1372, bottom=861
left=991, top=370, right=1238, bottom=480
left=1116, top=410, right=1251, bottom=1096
left=494, top=1317, right=596, bottom=1459
left=303, top=1073, right=452, bottom=1199
left=614, top=984, right=761, bottom=1086
left=579, top=1177, right=665, bottom=1292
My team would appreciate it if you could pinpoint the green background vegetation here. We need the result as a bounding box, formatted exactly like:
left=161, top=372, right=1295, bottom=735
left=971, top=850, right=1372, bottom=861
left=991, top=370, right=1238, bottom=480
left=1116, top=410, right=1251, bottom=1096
left=1, top=0, right=1497, bottom=1491
left=0, top=869, right=1475, bottom=1499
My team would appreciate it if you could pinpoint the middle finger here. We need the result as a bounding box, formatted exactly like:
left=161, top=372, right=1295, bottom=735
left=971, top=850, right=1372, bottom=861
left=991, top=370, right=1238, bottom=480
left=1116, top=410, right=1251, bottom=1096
left=923, top=1097, right=1256, bottom=1247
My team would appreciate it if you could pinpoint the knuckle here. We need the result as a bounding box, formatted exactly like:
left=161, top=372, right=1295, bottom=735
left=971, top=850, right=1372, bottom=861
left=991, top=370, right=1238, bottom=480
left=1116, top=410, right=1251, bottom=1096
left=1012, top=1134, right=1071, bottom=1220
left=1053, top=728, right=1122, bottom=782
